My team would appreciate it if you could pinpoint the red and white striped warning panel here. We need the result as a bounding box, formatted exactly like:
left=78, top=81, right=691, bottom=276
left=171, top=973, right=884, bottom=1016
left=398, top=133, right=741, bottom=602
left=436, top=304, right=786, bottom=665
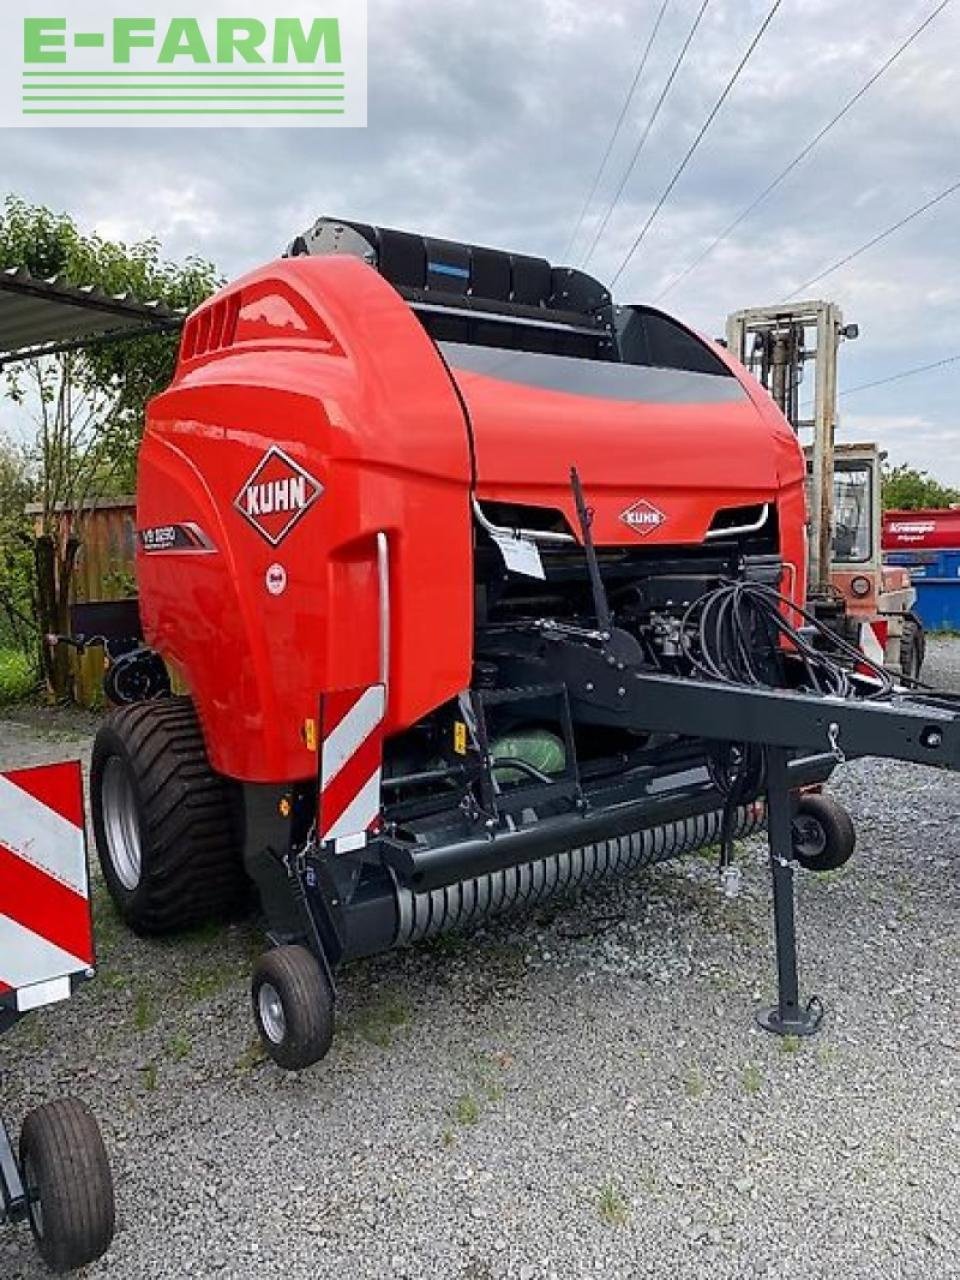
left=858, top=620, right=889, bottom=674
left=318, top=685, right=385, bottom=854
left=0, top=761, right=93, bottom=1014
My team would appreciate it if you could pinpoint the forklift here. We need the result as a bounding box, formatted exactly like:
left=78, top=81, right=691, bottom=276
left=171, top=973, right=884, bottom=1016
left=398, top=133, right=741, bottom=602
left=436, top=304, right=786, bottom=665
left=726, top=301, right=924, bottom=679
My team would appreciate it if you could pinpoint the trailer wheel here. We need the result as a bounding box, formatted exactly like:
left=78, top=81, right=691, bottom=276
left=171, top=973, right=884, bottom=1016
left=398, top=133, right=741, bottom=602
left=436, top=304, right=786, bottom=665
left=791, top=794, right=856, bottom=873
left=252, top=945, right=334, bottom=1071
left=91, top=696, right=245, bottom=935
left=901, top=615, right=925, bottom=682
left=19, top=1099, right=115, bottom=1274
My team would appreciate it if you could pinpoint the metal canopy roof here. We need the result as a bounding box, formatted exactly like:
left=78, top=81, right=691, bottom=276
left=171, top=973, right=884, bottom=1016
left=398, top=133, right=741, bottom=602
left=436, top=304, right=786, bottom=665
left=0, top=266, right=184, bottom=365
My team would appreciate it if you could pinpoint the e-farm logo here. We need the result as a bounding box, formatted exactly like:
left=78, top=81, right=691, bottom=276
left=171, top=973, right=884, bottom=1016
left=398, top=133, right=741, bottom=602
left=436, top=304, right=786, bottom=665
left=1, top=2, right=367, bottom=128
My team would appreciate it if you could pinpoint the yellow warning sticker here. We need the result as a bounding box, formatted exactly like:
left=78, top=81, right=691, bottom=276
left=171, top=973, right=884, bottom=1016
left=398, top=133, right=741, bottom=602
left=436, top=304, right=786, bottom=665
left=303, top=718, right=318, bottom=752
left=453, top=721, right=468, bottom=756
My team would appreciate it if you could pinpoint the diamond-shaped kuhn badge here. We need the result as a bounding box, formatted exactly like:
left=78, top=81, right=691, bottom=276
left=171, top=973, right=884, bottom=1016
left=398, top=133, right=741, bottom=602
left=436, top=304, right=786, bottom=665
left=234, top=447, right=323, bottom=546
left=621, top=499, right=666, bottom=537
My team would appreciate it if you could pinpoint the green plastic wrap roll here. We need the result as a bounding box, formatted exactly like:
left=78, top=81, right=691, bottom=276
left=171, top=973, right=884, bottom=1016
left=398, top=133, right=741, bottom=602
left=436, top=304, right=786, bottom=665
left=489, top=729, right=566, bottom=783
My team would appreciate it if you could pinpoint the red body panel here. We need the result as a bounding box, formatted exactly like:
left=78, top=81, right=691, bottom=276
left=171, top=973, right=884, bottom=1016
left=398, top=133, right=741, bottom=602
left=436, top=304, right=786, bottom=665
left=137, top=256, right=808, bottom=784
left=457, top=341, right=806, bottom=561
left=883, top=508, right=960, bottom=551
left=139, top=257, right=474, bottom=782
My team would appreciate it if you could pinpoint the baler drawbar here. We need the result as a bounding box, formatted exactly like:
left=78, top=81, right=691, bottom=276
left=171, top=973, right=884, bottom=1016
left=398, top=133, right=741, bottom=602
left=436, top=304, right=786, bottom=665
left=82, top=217, right=960, bottom=1069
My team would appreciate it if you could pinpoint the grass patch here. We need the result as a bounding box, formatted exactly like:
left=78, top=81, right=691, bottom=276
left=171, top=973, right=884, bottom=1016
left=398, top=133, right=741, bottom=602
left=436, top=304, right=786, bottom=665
left=683, top=1067, right=706, bottom=1099
left=235, top=1037, right=267, bottom=1071
left=0, top=649, right=37, bottom=705
left=133, top=989, right=157, bottom=1031
left=183, top=965, right=236, bottom=1002
left=353, top=994, right=412, bottom=1048
left=779, top=1034, right=802, bottom=1055
left=742, top=1062, right=763, bottom=1095
left=452, top=1093, right=480, bottom=1126
left=597, top=1181, right=629, bottom=1227
left=168, top=1032, right=191, bottom=1062
left=141, top=1062, right=158, bottom=1091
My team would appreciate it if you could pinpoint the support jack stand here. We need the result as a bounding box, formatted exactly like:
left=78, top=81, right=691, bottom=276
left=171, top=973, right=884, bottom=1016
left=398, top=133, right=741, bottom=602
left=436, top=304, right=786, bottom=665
left=756, top=746, right=824, bottom=1038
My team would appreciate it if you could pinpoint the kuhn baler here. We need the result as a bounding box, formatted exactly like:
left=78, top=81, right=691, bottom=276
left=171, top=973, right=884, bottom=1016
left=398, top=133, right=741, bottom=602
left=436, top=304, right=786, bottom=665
left=87, top=219, right=960, bottom=1069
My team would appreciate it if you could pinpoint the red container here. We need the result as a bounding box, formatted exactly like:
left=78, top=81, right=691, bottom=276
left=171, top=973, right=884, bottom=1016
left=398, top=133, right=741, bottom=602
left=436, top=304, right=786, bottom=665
left=882, top=508, right=960, bottom=551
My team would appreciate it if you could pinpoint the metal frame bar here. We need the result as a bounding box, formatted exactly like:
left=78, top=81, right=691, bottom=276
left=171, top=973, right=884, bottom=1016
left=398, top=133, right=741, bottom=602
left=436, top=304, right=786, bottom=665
left=0, top=1119, right=27, bottom=1225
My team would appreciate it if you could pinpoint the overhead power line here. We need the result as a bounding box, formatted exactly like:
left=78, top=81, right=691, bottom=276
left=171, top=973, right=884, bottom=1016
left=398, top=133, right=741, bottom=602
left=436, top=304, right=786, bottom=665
left=839, top=352, right=960, bottom=398
left=785, top=176, right=960, bottom=298
left=609, top=0, right=784, bottom=289
left=653, top=0, right=954, bottom=304
left=562, top=0, right=672, bottom=262
left=580, top=0, right=712, bottom=270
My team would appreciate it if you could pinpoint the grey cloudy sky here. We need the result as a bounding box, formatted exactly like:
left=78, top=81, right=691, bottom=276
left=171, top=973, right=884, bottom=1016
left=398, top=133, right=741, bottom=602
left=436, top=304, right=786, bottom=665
left=2, top=0, right=959, bottom=479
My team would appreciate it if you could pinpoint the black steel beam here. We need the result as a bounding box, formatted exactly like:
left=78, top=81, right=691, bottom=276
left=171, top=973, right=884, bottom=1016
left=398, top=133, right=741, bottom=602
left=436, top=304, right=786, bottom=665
left=617, top=671, right=960, bottom=771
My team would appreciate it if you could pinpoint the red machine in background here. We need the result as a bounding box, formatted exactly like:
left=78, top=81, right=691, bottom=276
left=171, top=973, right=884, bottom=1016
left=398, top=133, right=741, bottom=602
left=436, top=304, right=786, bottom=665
left=884, top=508, right=960, bottom=551
left=884, top=508, right=960, bottom=633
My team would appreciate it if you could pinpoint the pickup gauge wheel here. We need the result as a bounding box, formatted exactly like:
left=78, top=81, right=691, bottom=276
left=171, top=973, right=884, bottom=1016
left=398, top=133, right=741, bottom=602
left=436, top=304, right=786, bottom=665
left=791, top=794, right=856, bottom=873
left=252, top=945, right=334, bottom=1071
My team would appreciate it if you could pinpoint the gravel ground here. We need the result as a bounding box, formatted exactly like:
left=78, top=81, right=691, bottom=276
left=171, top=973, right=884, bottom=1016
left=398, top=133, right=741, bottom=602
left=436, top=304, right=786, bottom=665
left=1, top=643, right=958, bottom=1280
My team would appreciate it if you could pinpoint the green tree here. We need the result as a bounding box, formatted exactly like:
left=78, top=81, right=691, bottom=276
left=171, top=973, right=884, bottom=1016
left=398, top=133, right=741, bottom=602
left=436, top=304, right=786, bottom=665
left=881, top=463, right=960, bottom=511
left=0, top=195, right=221, bottom=699
left=0, top=435, right=35, bottom=654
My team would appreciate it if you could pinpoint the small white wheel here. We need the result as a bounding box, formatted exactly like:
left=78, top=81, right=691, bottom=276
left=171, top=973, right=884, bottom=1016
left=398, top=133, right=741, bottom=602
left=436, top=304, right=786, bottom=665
left=251, top=946, right=334, bottom=1071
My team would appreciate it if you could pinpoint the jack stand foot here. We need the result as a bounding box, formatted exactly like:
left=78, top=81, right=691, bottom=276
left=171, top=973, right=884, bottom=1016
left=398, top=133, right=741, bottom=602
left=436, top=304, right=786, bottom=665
left=756, top=995, right=824, bottom=1038
left=756, top=746, right=826, bottom=1039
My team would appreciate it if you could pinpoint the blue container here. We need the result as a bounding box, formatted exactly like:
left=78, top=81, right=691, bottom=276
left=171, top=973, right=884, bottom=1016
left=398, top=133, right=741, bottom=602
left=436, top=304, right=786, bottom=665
left=891, top=548, right=960, bottom=631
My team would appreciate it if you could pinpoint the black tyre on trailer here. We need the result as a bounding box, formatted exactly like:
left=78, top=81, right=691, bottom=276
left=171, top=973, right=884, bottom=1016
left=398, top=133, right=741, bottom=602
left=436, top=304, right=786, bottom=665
left=19, top=1098, right=114, bottom=1274
left=900, top=613, right=925, bottom=682
left=251, top=945, right=334, bottom=1071
left=91, top=696, right=246, bottom=935
left=791, top=793, right=856, bottom=873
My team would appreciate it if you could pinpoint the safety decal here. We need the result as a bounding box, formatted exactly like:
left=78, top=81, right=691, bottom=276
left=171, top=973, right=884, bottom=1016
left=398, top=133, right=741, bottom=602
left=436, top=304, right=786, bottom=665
left=265, top=563, right=288, bottom=596
left=234, top=446, right=324, bottom=547
left=317, top=685, right=385, bottom=854
left=621, top=499, right=666, bottom=537
left=0, top=761, right=93, bottom=1012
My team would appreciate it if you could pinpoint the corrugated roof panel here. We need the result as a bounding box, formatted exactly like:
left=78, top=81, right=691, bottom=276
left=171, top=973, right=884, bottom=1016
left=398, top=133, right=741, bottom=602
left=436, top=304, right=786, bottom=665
left=0, top=266, right=184, bottom=361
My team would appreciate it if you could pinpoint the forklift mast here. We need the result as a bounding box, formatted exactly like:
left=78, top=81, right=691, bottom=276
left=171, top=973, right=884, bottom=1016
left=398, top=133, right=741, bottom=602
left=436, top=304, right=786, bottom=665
left=725, top=301, right=854, bottom=592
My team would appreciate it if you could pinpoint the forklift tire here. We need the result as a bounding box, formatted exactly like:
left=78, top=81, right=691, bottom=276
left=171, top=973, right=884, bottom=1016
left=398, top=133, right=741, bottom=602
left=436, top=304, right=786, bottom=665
left=91, top=697, right=245, bottom=936
left=19, top=1099, right=115, bottom=1274
left=791, top=794, right=856, bottom=873
left=252, top=945, right=334, bottom=1071
left=901, top=615, right=925, bottom=682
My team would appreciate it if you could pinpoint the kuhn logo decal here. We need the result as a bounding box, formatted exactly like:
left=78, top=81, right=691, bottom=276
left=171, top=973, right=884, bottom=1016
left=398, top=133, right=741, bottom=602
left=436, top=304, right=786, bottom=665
left=621, top=499, right=666, bottom=537
left=234, top=447, right=323, bottom=546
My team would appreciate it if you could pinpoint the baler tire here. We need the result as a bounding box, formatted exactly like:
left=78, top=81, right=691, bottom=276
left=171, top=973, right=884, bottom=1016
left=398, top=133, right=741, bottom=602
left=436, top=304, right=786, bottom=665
left=791, top=794, right=856, bottom=874
left=901, top=615, right=924, bottom=682
left=252, top=945, right=334, bottom=1071
left=19, top=1098, right=115, bottom=1274
left=91, top=697, right=245, bottom=936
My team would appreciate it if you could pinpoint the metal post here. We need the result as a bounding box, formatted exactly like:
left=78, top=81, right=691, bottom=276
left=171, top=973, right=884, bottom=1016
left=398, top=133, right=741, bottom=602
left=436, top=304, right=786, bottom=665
left=756, top=746, right=824, bottom=1037
left=0, top=1118, right=27, bottom=1223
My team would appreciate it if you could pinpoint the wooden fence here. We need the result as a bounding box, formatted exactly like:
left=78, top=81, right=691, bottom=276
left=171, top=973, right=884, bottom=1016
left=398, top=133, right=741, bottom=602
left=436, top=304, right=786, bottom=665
left=27, top=497, right=138, bottom=708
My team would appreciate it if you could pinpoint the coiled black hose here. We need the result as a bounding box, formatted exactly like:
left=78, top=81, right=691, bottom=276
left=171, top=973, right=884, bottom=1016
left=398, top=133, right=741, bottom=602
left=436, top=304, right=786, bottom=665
left=680, top=579, right=896, bottom=701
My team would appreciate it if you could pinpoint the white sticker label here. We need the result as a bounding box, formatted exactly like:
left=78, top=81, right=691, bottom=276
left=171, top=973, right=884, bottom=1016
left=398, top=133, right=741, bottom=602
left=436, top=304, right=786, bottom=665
left=265, top=563, right=288, bottom=596
left=492, top=532, right=545, bottom=581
